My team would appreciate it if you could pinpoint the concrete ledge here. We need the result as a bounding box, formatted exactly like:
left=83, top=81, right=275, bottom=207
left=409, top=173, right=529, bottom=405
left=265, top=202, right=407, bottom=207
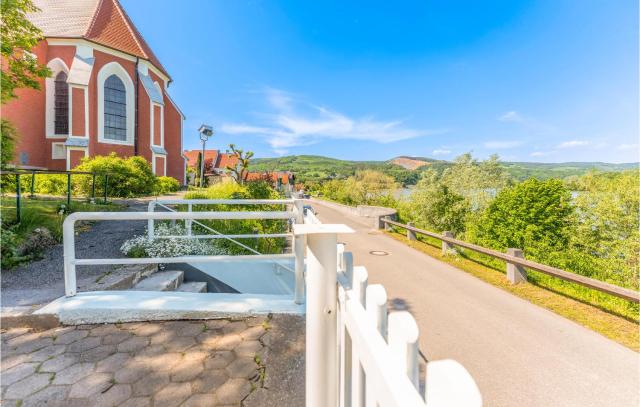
left=309, top=198, right=397, bottom=227
left=1, top=306, right=60, bottom=330
left=35, top=291, right=305, bottom=325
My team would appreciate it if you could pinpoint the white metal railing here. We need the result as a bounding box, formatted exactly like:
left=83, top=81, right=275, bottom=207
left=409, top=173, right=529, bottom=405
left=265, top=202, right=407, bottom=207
left=298, top=214, right=482, bottom=406
left=62, top=202, right=304, bottom=300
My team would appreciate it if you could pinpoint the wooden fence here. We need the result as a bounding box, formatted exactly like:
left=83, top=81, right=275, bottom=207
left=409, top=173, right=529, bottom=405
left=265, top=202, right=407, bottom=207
left=380, top=218, right=640, bottom=304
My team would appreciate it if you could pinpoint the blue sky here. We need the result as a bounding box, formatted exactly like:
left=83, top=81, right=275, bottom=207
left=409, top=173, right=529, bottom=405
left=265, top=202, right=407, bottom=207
left=122, top=0, right=638, bottom=163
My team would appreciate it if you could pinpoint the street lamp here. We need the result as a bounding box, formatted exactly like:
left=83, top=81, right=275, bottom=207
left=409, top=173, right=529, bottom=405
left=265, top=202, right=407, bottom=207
left=198, top=124, right=213, bottom=187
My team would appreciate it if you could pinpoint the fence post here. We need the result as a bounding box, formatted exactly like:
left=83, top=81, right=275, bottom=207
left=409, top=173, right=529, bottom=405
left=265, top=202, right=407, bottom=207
left=442, top=231, right=455, bottom=255
left=294, top=223, right=353, bottom=407
left=103, top=175, right=109, bottom=203
left=67, top=173, right=71, bottom=206
left=351, top=266, right=368, bottom=407
left=407, top=222, right=417, bottom=241
left=147, top=201, right=156, bottom=241
left=91, top=173, right=96, bottom=201
left=293, top=199, right=305, bottom=305
left=15, top=174, right=21, bottom=223
left=63, top=215, right=77, bottom=296
left=388, top=311, right=420, bottom=390
left=506, top=248, right=527, bottom=284
left=366, top=284, right=388, bottom=339
left=30, top=170, right=35, bottom=198
left=186, top=203, right=193, bottom=236
left=305, top=231, right=338, bottom=407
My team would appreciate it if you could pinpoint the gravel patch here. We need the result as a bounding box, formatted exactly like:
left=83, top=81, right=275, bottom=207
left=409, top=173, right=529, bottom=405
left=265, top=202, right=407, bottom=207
left=1, top=202, right=147, bottom=307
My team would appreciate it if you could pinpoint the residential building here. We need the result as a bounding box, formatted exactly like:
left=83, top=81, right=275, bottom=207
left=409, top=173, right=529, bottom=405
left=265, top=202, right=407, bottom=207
left=2, top=0, right=186, bottom=183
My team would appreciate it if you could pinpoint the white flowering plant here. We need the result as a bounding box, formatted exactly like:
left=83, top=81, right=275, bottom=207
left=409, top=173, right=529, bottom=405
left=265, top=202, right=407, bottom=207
left=120, top=223, right=226, bottom=258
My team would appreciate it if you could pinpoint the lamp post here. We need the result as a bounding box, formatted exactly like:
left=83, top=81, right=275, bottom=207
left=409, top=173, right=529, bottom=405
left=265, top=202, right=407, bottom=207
left=198, top=124, right=213, bottom=187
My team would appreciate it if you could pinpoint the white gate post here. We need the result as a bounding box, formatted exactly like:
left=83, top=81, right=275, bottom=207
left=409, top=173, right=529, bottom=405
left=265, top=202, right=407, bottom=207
left=294, top=223, right=354, bottom=407
left=63, top=215, right=78, bottom=297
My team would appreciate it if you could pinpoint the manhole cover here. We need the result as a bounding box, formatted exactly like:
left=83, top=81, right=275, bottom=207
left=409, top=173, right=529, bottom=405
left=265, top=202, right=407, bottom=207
left=369, top=250, right=389, bottom=256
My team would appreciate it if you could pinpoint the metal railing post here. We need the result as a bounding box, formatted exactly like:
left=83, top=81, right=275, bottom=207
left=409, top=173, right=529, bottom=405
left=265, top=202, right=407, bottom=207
left=67, top=173, right=71, bottom=206
left=104, top=175, right=108, bottom=203
left=148, top=201, right=156, bottom=241
left=92, top=173, right=96, bottom=201
left=293, top=199, right=305, bottom=304
left=30, top=170, right=35, bottom=198
left=63, top=215, right=77, bottom=296
left=15, top=174, right=21, bottom=223
left=186, top=203, right=193, bottom=236
left=305, top=230, right=338, bottom=407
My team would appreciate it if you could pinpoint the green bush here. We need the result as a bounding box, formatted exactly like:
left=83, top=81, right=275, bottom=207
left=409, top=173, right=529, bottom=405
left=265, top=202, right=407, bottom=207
left=73, top=153, right=156, bottom=197
left=184, top=180, right=286, bottom=254
left=155, top=176, right=180, bottom=194
left=0, top=173, right=69, bottom=196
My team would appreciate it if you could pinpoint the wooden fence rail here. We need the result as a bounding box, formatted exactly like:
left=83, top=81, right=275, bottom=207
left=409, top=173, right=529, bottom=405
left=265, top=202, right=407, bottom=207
left=380, top=217, right=640, bottom=304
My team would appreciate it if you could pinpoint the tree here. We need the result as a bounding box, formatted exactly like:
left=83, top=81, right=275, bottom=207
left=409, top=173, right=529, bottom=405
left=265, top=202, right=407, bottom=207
left=404, top=169, right=469, bottom=235
left=441, top=153, right=510, bottom=212
left=227, top=144, right=254, bottom=185
left=471, top=178, right=574, bottom=254
left=1, top=0, right=51, bottom=104
left=0, top=119, right=17, bottom=169
left=1, top=0, right=51, bottom=166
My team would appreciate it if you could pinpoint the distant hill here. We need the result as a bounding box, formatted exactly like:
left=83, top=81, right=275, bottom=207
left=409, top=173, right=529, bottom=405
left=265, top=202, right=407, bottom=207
left=251, top=154, right=637, bottom=184
left=389, top=156, right=445, bottom=170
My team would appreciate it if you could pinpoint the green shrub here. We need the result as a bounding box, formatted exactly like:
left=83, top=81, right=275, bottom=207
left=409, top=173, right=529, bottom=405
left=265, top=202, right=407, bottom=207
left=184, top=181, right=286, bottom=254
left=73, top=153, right=156, bottom=197
left=155, top=176, right=180, bottom=194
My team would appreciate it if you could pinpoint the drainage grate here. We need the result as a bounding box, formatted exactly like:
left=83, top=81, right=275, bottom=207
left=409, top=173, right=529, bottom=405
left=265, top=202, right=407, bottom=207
left=369, top=250, right=389, bottom=256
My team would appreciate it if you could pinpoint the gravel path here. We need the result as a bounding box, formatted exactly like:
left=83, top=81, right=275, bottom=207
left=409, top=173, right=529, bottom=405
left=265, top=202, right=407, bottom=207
left=1, top=202, right=147, bottom=307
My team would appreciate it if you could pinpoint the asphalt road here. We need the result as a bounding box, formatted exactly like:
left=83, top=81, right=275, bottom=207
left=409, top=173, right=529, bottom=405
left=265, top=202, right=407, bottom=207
left=311, top=199, right=639, bottom=407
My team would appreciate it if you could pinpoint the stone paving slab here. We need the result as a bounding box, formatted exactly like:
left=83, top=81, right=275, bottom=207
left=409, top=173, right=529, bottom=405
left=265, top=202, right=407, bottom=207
left=0, top=316, right=287, bottom=406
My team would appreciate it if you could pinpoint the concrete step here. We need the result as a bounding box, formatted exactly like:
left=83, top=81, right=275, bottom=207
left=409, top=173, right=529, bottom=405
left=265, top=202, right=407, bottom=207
left=176, top=282, right=208, bottom=293
left=132, top=271, right=183, bottom=291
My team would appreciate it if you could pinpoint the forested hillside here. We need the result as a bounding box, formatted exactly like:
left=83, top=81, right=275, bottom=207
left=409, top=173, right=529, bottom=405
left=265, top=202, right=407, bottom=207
left=252, top=154, right=636, bottom=184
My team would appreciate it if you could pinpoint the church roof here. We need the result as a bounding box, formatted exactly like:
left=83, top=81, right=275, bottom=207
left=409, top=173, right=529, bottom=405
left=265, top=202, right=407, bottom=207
left=30, top=0, right=170, bottom=79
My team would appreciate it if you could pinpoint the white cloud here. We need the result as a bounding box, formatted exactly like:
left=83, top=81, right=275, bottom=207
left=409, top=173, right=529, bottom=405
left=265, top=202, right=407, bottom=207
left=557, top=140, right=590, bottom=149
left=483, top=140, right=522, bottom=149
left=221, top=88, right=444, bottom=152
left=617, top=143, right=639, bottom=151
left=498, top=111, right=523, bottom=122
left=530, top=151, right=555, bottom=157
left=432, top=149, right=451, bottom=156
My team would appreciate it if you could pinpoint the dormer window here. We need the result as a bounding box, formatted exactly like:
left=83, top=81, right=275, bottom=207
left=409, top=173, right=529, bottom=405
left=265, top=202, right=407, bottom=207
left=54, top=71, right=69, bottom=135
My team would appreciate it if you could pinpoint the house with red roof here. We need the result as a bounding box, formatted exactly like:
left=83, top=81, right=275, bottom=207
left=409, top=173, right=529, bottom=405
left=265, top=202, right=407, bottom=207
left=183, top=149, right=239, bottom=178
left=2, top=0, right=186, bottom=183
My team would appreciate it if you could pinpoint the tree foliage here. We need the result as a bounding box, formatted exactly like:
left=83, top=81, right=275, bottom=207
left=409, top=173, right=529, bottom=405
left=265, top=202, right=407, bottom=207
left=1, top=0, right=50, bottom=104
left=471, top=178, right=573, bottom=253
left=402, top=169, right=469, bottom=235
left=227, top=144, right=254, bottom=184
left=1, top=119, right=17, bottom=168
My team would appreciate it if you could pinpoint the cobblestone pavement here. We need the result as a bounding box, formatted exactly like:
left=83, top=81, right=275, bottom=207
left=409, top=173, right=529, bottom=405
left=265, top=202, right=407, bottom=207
left=1, top=317, right=274, bottom=406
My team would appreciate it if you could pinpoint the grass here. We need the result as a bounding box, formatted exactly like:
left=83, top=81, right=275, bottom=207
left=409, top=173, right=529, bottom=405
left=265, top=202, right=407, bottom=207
left=384, top=229, right=640, bottom=351
left=1, top=197, right=120, bottom=241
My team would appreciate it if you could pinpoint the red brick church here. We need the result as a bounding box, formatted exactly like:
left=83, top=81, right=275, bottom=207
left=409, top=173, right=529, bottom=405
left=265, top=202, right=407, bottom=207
left=2, top=0, right=186, bottom=183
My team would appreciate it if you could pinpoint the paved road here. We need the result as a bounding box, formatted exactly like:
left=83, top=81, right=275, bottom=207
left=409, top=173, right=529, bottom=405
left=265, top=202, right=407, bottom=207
left=311, top=199, right=639, bottom=407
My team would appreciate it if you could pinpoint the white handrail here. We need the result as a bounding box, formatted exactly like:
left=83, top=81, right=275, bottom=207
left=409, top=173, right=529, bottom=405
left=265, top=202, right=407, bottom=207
left=149, top=201, right=297, bottom=277
left=62, top=209, right=299, bottom=297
